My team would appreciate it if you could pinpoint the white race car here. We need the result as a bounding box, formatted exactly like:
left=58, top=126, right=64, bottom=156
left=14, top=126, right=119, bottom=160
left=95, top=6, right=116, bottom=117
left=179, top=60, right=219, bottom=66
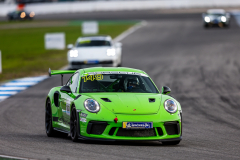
left=67, top=35, right=122, bottom=69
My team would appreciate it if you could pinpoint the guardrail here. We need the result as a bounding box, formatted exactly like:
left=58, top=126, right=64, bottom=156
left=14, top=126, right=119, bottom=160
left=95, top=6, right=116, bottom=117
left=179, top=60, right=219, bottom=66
left=1, top=0, right=240, bottom=16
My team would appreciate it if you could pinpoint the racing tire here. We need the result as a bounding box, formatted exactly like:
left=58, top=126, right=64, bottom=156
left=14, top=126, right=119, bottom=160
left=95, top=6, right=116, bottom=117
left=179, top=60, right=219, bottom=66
left=70, top=107, right=79, bottom=142
left=45, top=99, right=57, bottom=137
left=204, top=24, right=209, bottom=28
left=8, top=16, right=13, bottom=21
left=162, top=140, right=180, bottom=145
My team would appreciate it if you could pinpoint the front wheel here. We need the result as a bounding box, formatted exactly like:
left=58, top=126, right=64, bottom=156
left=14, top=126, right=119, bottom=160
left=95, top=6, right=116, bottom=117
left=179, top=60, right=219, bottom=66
left=70, top=107, right=79, bottom=142
left=162, top=140, right=180, bottom=145
left=45, top=99, right=57, bottom=137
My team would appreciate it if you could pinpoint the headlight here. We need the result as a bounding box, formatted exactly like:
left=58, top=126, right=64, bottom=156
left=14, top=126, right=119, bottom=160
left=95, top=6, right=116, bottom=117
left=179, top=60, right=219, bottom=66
left=221, top=16, right=227, bottom=22
left=29, top=11, right=35, bottom=18
left=69, top=50, right=78, bottom=57
left=20, top=12, right=26, bottom=18
left=84, top=99, right=100, bottom=113
left=204, top=16, right=210, bottom=23
left=107, top=49, right=116, bottom=56
left=164, top=99, right=177, bottom=113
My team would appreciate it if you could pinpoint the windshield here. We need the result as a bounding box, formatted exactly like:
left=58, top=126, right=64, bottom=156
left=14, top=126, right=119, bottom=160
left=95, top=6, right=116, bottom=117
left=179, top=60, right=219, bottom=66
left=76, top=40, right=111, bottom=47
left=80, top=74, right=159, bottom=93
left=206, top=13, right=225, bottom=17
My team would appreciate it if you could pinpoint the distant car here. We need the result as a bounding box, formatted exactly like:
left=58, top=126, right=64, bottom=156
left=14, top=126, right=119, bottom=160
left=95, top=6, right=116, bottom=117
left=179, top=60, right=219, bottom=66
left=7, top=10, right=35, bottom=21
left=46, top=67, right=182, bottom=144
left=202, top=9, right=230, bottom=28
left=67, top=35, right=122, bottom=69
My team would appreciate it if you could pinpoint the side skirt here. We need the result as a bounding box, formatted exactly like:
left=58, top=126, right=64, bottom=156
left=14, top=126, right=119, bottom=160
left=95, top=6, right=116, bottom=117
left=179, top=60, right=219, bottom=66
left=53, top=127, right=70, bottom=134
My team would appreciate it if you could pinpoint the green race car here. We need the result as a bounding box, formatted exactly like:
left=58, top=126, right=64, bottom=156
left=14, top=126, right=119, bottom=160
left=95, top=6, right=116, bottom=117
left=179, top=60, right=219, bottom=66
left=45, top=67, right=182, bottom=145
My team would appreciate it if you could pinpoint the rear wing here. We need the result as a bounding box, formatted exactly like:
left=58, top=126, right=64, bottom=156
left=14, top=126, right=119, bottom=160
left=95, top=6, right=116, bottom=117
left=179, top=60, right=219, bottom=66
left=48, top=68, right=76, bottom=86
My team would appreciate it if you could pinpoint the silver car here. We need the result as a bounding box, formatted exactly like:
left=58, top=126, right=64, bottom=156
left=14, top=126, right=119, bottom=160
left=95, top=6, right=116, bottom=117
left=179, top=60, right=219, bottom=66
left=202, top=9, right=230, bottom=28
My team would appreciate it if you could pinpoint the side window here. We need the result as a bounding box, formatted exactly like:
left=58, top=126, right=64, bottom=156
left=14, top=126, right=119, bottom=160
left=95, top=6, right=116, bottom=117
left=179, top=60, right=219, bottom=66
left=69, top=73, right=79, bottom=93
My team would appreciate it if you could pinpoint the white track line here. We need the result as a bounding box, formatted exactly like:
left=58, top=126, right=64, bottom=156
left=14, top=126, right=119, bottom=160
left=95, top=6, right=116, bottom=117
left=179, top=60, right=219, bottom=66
left=0, top=154, right=36, bottom=160
left=113, top=21, right=147, bottom=42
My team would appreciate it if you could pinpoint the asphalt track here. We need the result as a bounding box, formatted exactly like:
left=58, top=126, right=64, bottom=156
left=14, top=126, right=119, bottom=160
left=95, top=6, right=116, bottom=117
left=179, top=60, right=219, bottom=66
left=1, top=11, right=240, bottom=160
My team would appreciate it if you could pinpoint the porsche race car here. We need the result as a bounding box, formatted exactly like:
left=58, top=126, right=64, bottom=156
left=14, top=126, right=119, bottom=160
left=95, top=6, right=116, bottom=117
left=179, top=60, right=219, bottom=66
left=45, top=67, right=182, bottom=145
left=67, top=35, right=122, bottom=69
left=7, top=10, right=35, bottom=21
left=202, top=9, right=230, bottom=28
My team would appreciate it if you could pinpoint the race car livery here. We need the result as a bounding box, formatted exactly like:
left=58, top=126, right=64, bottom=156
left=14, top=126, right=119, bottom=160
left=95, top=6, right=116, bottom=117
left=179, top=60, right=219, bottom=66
left=45, top=67, right=182, bottom=145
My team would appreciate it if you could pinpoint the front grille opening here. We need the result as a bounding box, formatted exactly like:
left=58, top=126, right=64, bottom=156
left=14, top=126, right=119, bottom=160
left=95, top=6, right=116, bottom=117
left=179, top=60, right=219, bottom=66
left=116, top=128, right=156, bottom=137
left=156, top=127, right=163, bottom=136
left=164, top=122, right=180, bottom=135
left=87, top=121, right=108, bottom=135
left=108, top=127, right=117, bottom=136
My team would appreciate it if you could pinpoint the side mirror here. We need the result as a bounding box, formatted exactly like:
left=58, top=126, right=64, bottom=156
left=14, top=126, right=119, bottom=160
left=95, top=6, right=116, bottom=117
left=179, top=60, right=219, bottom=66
left=115, top=42, right=122, bottom=48
left=67, top=44, right=74, bottom=50
left=161, top=86, right=171, bottom=95
left=60, top=85, right=71, bottom=93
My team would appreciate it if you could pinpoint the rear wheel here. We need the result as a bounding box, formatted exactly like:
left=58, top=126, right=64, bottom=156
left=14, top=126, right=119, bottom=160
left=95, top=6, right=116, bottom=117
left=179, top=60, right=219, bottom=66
left=70, top=107, right=79, bottom=142
left=162, top=140, right=180, bottom=145
left=45, top=99, right=57, bottom=137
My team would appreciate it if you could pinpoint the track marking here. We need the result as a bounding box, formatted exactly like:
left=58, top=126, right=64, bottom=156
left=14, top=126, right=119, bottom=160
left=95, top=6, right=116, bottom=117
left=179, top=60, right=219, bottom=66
left=0, top=76, right=47, bottom=102
left=113, top=21, right=147, bottom=42
left=0, top=154, right=36, bottom=160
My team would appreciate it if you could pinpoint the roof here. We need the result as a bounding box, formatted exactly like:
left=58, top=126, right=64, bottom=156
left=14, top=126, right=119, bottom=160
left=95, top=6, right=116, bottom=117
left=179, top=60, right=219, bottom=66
left=207, top=9, right=225, bottom=14
left=81, top=67, right=147, bottom=75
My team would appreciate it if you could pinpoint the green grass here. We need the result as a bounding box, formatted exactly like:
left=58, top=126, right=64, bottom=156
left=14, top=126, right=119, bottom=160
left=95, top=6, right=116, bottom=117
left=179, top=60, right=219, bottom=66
left=0, top=21, right=135, bottom=82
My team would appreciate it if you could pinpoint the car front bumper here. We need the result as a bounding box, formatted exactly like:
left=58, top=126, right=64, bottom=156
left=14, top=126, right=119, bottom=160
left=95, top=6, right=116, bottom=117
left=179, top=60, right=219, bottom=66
left=69, top=60, right=117, bottom=69
left=77, top=111, right=182, bottom=141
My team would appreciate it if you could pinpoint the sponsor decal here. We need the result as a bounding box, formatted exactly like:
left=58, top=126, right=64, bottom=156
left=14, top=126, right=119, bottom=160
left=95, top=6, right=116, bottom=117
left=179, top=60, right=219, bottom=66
left=123, top=122, right=153, bottom=129
left=80, top=117, right=87, bottom=123
left=80, top=112, right=88, bottom=118
left=66, top=98, right=71, bottom=115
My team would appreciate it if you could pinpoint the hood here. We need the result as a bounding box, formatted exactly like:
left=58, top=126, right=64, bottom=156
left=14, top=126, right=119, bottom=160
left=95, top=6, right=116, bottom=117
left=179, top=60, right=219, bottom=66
left=72, top=47, right=112, bottom=60
left=85, top=93, right=161, bottom=115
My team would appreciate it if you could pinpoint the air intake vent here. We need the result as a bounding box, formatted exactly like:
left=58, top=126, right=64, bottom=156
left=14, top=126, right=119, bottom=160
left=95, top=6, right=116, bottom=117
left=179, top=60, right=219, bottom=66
left=116, top=128, right=156, bottom=137
left=149, top=98, right=155, bottom=102
left=164, top=121, right=180, bottom=135
left=101, top=98, right=111, bottom=102
left=87, top=121, right=108, bottom=135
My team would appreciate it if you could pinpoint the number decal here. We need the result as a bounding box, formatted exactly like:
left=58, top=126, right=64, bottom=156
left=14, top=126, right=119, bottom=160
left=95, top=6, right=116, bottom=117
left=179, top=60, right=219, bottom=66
left=95, top=74, right=103, bottom=80
left=82, top=74, right=103, bottom=82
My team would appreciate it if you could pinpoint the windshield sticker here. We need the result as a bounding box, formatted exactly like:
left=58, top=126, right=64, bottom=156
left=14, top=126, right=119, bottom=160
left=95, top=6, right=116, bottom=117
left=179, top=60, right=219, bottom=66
left=79, top=40, right=91, bottom=44
left=82, top=74, right=103, bottom=82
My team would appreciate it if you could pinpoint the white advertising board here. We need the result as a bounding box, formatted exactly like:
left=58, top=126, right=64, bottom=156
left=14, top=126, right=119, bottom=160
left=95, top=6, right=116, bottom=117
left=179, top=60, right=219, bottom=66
left=44, top=33, right=65, bottom=50
left=82, top=21, right=99, bottom=35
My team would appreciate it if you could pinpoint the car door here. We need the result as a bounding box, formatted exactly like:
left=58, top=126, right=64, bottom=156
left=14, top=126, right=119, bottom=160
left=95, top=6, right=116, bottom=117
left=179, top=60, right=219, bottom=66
left=60, top=72, right=79, bottom=130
